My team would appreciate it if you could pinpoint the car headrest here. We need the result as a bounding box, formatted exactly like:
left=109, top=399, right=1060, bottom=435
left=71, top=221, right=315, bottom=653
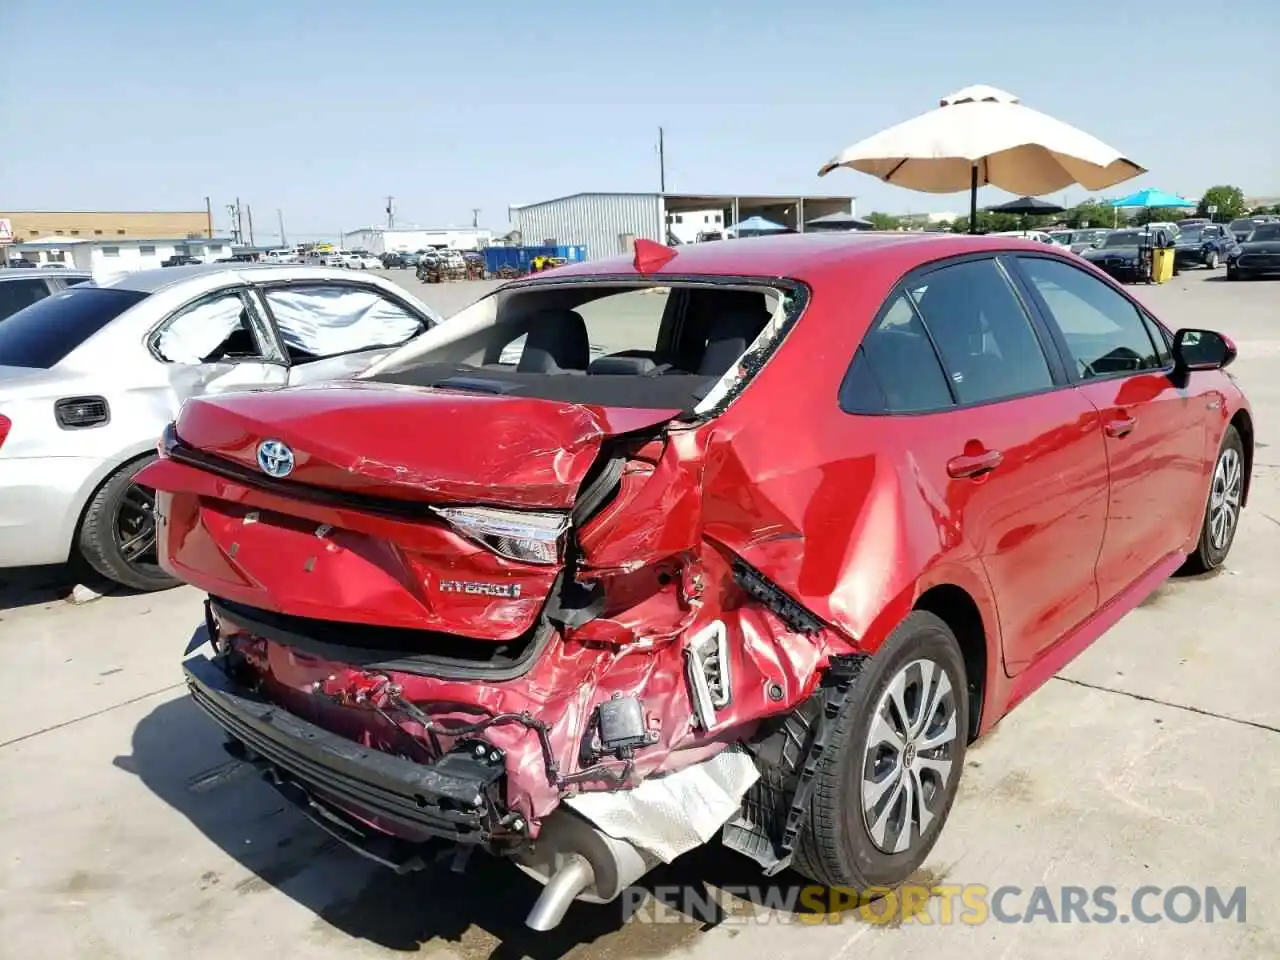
left=517, top=309, right=590, bottom=373
left=588, top=355, right=658, bottom=376
left=697, top=308, right=771, bottom=376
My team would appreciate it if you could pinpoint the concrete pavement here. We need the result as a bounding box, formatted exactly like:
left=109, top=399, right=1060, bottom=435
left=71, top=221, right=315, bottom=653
left=1, top=267, right=1277, bottom=959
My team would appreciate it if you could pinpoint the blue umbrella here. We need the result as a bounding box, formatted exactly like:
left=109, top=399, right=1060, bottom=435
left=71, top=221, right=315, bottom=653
left=729, top=215, right=787, bottom=234
left=1109, top=188, right=1196, bottom=209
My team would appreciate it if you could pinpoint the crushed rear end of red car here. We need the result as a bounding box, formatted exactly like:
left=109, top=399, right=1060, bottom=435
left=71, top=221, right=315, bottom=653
left=139, top=274, right=866, bottom=929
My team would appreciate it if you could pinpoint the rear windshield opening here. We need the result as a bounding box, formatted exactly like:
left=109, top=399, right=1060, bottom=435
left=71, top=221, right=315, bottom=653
left=365, top=280, right=802, bottom=415
left=0, top=287, right=149, bottom=368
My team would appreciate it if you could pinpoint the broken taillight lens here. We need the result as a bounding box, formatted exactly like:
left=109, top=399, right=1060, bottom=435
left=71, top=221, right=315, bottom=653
left=156, top=421, right=178, bottom=458
left=0, top=413, right=10, bottom=450
left=433, top=505, right=569, bottom=565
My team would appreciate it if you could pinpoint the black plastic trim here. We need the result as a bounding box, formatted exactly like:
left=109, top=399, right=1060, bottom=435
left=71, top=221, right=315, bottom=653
left=210, top=596, right=554, bottom=681
left=184, top=654, right=507, bottom=844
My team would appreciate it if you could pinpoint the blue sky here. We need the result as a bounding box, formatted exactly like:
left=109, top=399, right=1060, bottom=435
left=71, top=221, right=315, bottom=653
left=3, top=1, right=1277, bottom=241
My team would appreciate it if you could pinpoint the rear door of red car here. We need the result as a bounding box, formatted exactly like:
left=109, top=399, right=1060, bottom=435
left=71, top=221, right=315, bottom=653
left=842, top=255, right=1110, bottom=674
left=1009, top=254, right=1208, bottom=604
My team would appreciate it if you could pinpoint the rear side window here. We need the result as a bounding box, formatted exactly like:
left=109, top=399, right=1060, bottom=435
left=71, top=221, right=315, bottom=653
left=0, top=287, right=148, bottom=368
left=1016, top=256, right=1161, bottom=378
left=841, top=292, right=954, bottom=414
left=911, top=259, right=1055, bottom=404
left=0, top=278, right=51, bottom=319
left=262, top=284, right=426, bottom=363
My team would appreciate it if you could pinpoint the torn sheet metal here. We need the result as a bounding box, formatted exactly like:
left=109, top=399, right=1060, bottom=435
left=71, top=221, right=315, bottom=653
left=564, top=744, right=760, bottom=862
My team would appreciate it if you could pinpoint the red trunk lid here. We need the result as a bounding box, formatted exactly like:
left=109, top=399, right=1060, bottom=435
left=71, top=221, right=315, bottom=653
left=141, top=382, right=680, bottom=640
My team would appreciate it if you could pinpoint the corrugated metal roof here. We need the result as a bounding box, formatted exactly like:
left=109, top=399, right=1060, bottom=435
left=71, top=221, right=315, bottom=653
left=512, top=191, right=856, bottom=210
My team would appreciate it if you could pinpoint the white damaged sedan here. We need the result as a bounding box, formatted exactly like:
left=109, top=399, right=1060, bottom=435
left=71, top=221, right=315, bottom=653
left=0, top=262, right=442, bottom=590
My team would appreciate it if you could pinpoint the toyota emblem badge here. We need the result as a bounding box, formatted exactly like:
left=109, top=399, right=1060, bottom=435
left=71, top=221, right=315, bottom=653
left=256, top=439, right=295, bottom=478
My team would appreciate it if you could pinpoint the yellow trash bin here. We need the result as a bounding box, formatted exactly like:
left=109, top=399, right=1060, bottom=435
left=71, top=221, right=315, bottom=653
left=1151, top=247, right=1175, bottom=283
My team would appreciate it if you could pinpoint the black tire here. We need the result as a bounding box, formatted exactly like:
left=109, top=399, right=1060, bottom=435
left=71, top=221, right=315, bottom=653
left=77, top=455, right=179, bottom=592
left=1204, top=250, right=1218, bottom=269
left=793, top=610, right=969, bottom=890
left=1227, top=263, right=1240, bottom=280
left=1181, top=425, right=1245, bottom=575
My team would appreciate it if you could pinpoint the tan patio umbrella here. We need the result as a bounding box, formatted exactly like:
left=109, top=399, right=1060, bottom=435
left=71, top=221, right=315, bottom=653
left=818, top=85, right=1146, bottom=233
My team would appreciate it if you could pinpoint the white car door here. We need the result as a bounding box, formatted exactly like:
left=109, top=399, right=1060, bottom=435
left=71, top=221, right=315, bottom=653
left=150, top=288, right=288, bottom=393
left=251, top=281, right=432, bottom=385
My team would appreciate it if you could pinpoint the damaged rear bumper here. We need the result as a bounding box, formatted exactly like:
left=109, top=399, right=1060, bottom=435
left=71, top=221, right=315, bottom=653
left=184, top=654, right=514, bottom=853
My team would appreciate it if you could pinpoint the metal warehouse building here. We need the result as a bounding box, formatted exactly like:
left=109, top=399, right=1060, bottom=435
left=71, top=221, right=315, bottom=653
left=510, top=192, right=857, bottom=261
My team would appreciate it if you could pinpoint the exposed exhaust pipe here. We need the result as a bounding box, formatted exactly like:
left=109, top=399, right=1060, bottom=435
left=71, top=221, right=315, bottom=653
left=515, top=807, right=662, bottom=931
left=525, top=854, right=596, bottom=931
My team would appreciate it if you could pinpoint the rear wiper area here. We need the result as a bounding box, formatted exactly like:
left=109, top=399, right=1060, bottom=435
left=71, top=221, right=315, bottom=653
left=431, top=375, right=523, bottom=395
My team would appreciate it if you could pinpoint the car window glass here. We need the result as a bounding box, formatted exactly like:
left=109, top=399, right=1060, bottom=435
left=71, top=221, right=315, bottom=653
left=1140, top=312, right=1172, bottom=365
left=0, top=279, right=50, bottom=319
left=1018, top=256, right=1161, bottom=378
left=155, top=292, right=263, bottom=363
left=264, top=284, right=426, bottom=362
left=845, top=292, right=954, bottom=413
left=911, top=259, right=1054, bottom=404
left=573, top=287, right=671, bottom=359
left=0, top=287, right=149, bottom=368
left=62, top=276, right=91, bottom=287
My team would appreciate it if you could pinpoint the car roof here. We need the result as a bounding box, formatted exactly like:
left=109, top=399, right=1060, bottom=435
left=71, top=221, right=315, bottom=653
left=533, top=231, right=1064, bottom=282
left=91, top=261, right=368, bottom=294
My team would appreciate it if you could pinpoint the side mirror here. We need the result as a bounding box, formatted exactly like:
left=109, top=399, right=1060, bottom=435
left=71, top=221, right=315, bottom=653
left=1173, top=328, right=1236, bottom=373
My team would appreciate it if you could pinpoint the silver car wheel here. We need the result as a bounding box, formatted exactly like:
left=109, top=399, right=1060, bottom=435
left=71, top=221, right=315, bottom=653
left=1209, top=446, right=1242, bottom=550
left=861, top=658, right=959, bottom=855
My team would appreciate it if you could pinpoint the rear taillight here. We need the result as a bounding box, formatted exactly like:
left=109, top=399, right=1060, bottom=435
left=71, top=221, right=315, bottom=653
left=0, top=414, right=10, bottom=450
left=157, top=421, right=178, bottom=458
left=54, top=396, right=110, bottom=429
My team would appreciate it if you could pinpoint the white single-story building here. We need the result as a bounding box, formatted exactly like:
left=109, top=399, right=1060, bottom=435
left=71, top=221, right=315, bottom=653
left=12, top=236, right=234, bottom=275
left=342, top=226, right=493, bottom=254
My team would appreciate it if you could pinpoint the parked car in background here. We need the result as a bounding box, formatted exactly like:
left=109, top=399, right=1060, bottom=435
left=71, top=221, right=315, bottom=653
left=988, top=230, right=1055, bottom=244
left=1173, top=223, right=1238, bottom=270
left=1080, top=229, right=1156, bottom=281
left=0, top=270, right=92, bottom=322
left=1176, top=217, right=1211, bottom=228
left=263, top=249, right=297, bottom=264
left=0, top=263, right=442, bottom=592
left=1228, top=217, right=1273, bottom=242
left=1065, top=229, right=1111, bottom=254
left=1047, top=230, right=1073, bottom=247
left=1226, top=221, right=1280, bottom=280
left=306, top=249, right=345, bottom=267
left=145, top=234, right=1252, bottom=932
left=5, top=257, right=38, bottom=269
left=343, top=251, right=381, bottom=270
left=161, top=254, right=203, bottom=267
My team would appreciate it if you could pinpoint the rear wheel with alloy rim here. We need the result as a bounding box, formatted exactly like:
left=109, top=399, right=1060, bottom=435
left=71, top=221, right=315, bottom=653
left=1205, top=250, right=1219, bottom=269
left=793, top=610, right=969, bottom=890
left=1182, top=425, right=1245, bottom=574
left=77, top=455, right=180, bottom=592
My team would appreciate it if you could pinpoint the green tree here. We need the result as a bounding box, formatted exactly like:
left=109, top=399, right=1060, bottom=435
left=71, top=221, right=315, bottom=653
left=1065, top=200, right=1123, bottom=229
left=1133, top=207, right=1185, bottom=226
left=867, top=212, right=902, bottom=230
left=1197, top=185, right=1246, bottom=221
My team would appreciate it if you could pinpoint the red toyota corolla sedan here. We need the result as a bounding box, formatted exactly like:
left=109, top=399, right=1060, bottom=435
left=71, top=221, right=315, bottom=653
left=139, top=232, right=1252, bottom=930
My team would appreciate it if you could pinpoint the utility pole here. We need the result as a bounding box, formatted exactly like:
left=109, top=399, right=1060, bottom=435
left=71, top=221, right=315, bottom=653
left=204, top=196, right=213, bottom=238
left=386, top=196, right=394, bottom=229
left=235, top=197, right=243, bottom=245
left=224, top=203, right=240, bottom=244
left=658, top=127, right=666, bottom=193
left=472, top=208, right=480, bottom=229
left=246, top=205, right=255, bottom=246
left=277, top=209, right=287, bottom=247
